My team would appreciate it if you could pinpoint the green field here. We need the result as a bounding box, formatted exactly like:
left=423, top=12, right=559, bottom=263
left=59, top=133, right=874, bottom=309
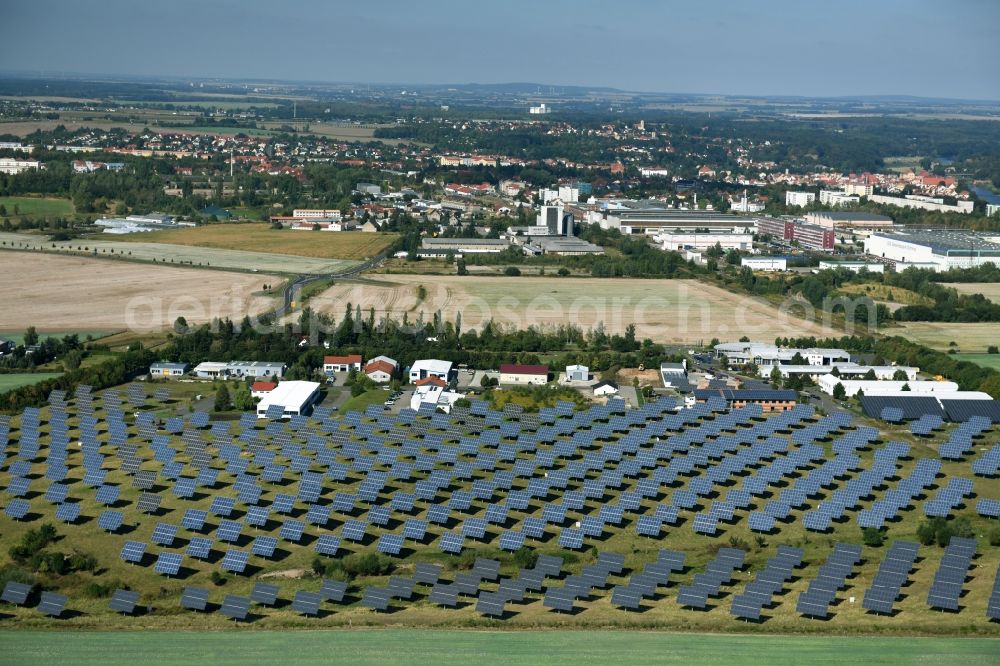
left=0, top=372, right=62, bottom=392
left=0, top=330, right=117, bottom=346
left=955, top=353, right=1000, bottom=371
left=0, top=196, right=73, bottom=218
left=896, top=322, right=999, bottom=352
left=339, top=388, right=390, bottom=413
left=2, top=631, right=998, bottom=666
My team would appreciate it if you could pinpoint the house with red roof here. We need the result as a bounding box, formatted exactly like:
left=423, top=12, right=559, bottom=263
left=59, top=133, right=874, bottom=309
left=499, top=364, right=549, bottom=386
left=364, top=356, right=398, bottom=383
left=251, top=381, right=277, bottom=399
left=324, top=354, right=362, bottom=374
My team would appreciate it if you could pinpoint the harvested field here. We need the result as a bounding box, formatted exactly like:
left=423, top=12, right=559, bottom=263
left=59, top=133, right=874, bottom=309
left=0, top=252, right=274, bottom=331
left=0, top=231, right=359, bottom=274
left=308, top=275, right=841, bottom=343
left=122, top=223, right=397, bottom=260
left=949, top=282, right=1000, bottom=303
left=896, top=322, right=1000, bottom=352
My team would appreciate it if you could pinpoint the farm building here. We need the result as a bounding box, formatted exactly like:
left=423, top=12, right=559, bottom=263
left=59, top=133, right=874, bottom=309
left=256, top=380, right=320, bottom=419
left=324, top=355, right=362, bottom=374
left=565, top=364, right=589, bottom=382
left=364, top=356, right=398, bottom=383
left=149, top=362, right=188, bottom=378
left=499, top=364, right=549, bottom=385
left=409, top=359, right=454, bottom=383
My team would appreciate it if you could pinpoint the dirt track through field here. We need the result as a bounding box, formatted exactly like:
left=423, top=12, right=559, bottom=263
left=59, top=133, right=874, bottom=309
left=1, top=252, right=274, bottom=331
left=309, top=275, right=841, bottom=343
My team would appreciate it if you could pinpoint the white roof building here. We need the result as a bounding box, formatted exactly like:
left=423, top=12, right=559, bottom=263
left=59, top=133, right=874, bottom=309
left=777, top=364, right=917, bottom=381
left=256, top=380, right=321, bottom=418
left=817, top=375, right=958, bottom=398
left=715, top=343, right=851, bottom=369
left=409, top=359, right=453, bottom=382
left=409, top=385, right=465, bottom=413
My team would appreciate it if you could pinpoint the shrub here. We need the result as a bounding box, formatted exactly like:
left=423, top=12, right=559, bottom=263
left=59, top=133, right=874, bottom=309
left=8, top=524, right=59, bottom=562
left=504, top=266, right=521, bottom=276
left=728, top=535, right=751, bottom=551
left=210, top=571, right=227, bottom=586
left=85, top=580, right=126, bottom=598
left=989, top=528, right=1000, bottom=547
left=862, top=527, right=884, bottom=547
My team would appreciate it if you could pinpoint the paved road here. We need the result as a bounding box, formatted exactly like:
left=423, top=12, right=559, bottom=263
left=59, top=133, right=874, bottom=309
left=271, top=253, right=389, bottom=321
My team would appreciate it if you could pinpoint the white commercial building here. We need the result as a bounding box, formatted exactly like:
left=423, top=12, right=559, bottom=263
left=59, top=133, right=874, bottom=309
left=410, top=385, right=465, bottom=413
left=192, top=361, right=285, bottom=379
left=778, top=364, right=917, bottom=381
left=656, top=231, right=753, bottom=252
left=785, top=191, right=816, bottom=207
left=817, top=261, right=885, bottom=273
left=817, top=375, right=958, bottom=398
left=0, top=157, right=42, bottom=174
left=256, top=380, right=321, bottom=418
left=819, top=190, right=860, bottom=207
left=741, top=257, right=787, bottom=271
left=292, top=209, right=342, bottom=220
left=865, top=230, right=1000, bottom=272
left=409, top=359, right=453, bottom=383
left=715, top=342, right=851, bottom=369
left=529, top=103, right=551, bottom=114
left=868, top=193, right=974, bottom=214
left=565, top=364, right=589, bottom=382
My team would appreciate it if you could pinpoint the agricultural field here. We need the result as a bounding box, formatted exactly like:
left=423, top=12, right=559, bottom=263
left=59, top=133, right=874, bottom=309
left=955, top=354, right=1000, bottom=372
left=837, top=283, right=934, bottom=307
left=0, top=231, right=360, bottom=275
left=0, top=373, right=62, bottom=392
left=0, top=196, right=73, bottom=218
left=949, top=282, right=1000, bottom=304
left=0, top=252, right=274, bottom=330
left=307, top=275, right=841, bottom=343
left=122, top=224, right=397, bottom=261
left=2, top=630, right=999, bottom=666
left=0, top=384, right=997, bottom=636
left=896, top=322, right=999, bottom=352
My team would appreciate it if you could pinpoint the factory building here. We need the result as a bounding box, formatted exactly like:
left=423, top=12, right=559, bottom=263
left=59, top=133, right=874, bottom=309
left=864, top=230, right=1000, bottom=271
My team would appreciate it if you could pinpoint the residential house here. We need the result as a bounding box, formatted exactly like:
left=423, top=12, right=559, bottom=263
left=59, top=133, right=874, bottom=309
left=324, top=354, right=362, bottom=374
left=364, top=356, right=398, bottom=383
left=251, top=381, right=277, bottom=399
left=593, top=381, right=619, bottom=396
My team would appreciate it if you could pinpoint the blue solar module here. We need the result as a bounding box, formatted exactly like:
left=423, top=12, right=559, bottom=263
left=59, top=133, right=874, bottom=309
left=402, top=519, right=427, bottom=541
left=279, top=519, right=306, bottom=542
left=54, top=502, right=80, bottom=523
left=499, top=530, right=525, bottom=551
left=210, top=496, right=236, bottom=517
left=154, top=552, right=183, bottom=576
left=245, top=506, right=271, bottom=528
left=216, top=519, right=243, bottom=543
left=181, top=508, right=207, bottom=532
left=558, top=528, right=584, bottom=550
left=315, top=535, right=341, bottom=556
left=44, top=482, right=69, bottom=504
left=98, top=509, right=124, bottom=532
left=439, top=532, right=465, bottom=554
left=251, top=536, right=278, bottom=559
left=377, top=533, right=404, bottom=555
left=342, top=519, right=367, bottom=542
left=187, top=537, right=214, bottom=559
left=120, top=540, right=147, bottom=564
left=151, top=522, right=178, bottom=546
left=221, top=550, right=250, bottom=573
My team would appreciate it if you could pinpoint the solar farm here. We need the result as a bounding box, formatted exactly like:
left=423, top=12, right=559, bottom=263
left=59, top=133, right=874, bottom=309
left=1, top=383, right=999, bottom=635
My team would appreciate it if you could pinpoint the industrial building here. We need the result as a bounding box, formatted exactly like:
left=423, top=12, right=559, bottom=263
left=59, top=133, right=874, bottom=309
left=522, top=236, right=604, bottom=256
left=655, top=230, right=753, bottom=252
left=868, top=193, right=974, bottom=214
left=410, top=385, right=466, bottom=413
left=777, top=364, right=917, bottom=381
left=149, top=362, right=189, bottom=378
left=757, top=217, right=834, bottom=251
left=805, top=211, right=893, bottom=229
left=419, top=238, right=512, bottom=254
left=817, top=261, right=885, bottom=273
left=817, top=375, right=958, bottom=398
left=818, top=190, right=860, bottom=207
left=715, top=342, right=851, bottom=369
left=565, top=364, right=589, bottom=382
left=741, top=257, right=787, bottom=271
left=409, top=359, right=454, bottom=383
left=588, top=206, right=756, bottom=235
left=192, top=361, right=285, bottom=379
left=864, top=230, right=1000, bottom=271
left=499, top=364, right=549, bottom=385
left=255, top=380, right=321, bottom=418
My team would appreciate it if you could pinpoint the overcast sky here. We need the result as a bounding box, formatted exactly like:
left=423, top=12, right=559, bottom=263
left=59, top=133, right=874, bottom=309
left=3, top=0, right=998, bottom=100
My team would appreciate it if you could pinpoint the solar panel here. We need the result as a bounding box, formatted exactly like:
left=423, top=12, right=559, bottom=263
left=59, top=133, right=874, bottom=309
left=154, top=552, right=183, bottom=576
left=98, top=510, right=124, bottom=532
left=251, top=536, right=278, bottom=559
left=38, top=591, right=67, bottom=617
left=109, top=589, right=140, bottom=614
left=180, top=587, right=209, bottom=611
left=292, top=590, right=323, bottom=616
left=187, top=537, right=214, bottom=559
left=220, top=595, right=251, bottom=621
left=315, top=535, right=341, bottom=556
left=120, top=540, right=147, bottom=564
left=54, top=502, right=81, bottom=523
left=1, top=581, right=31, bottom=606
